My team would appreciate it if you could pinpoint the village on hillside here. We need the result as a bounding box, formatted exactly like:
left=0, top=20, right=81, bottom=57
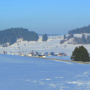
left=2, top=50, right=67, bottom=58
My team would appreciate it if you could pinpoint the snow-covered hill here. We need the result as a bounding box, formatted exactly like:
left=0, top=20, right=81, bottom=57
left=0, top=54, right=90, bottom=90
left=0, top=35, right=90, bottom=56
left=60, top=33, right=90, bottom=44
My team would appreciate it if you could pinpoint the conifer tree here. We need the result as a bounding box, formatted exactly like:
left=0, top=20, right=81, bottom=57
left=71, top=46, right=90, bottom=62
left=42, top=34, right=48, bottom=41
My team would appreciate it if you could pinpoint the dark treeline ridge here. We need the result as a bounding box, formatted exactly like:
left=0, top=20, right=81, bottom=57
left=0, top=28, right=39, bottom=45
left=69, top=25, right=90, bottom=34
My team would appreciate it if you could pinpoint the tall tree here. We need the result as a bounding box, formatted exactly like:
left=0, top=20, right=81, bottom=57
left=42, top=34, right=48, bottom=41
left=71, top=46, right=90, bottom=62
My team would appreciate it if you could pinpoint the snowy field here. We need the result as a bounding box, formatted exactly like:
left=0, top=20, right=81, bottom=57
left=47, top=56, right=71, bottom=60
left=0, top=36, right=90, bottom=56
left=0, top=55, right=90, bottom=90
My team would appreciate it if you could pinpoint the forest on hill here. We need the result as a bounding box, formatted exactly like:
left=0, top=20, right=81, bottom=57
left=69, top=25, right=90, bottom=34
left=0, top=28, right=39, bottom=46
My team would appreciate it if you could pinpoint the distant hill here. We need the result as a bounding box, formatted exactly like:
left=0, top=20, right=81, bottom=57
left=69, top=25, right=90, bottom=34
left=0, top=28, right=39, bottom=46
left=60, top=25, right=90, bottom=44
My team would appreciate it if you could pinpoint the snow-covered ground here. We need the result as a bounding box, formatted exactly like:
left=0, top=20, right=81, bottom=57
left=0, top=35, right=90, bottom=56
left=47, top=56, right=71, bottom=60
left=0, top=36, right=90, bottom=56
left=0, top=54, right=90, bottom=90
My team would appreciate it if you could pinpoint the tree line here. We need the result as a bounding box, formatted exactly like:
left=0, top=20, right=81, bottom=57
left=69, top=25, right=90, bottom=34
left=0, top=28, right=39, bottom=45
left=0, top=28, right=48, bottom=46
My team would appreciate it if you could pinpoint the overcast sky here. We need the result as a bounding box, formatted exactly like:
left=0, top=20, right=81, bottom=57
left=0, top=0, right=90, bottom=34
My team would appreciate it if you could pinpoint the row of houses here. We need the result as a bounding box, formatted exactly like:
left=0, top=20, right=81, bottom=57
left=27, top=51, right=67, bottom=58
left=2, top=50, right=67, bottom=58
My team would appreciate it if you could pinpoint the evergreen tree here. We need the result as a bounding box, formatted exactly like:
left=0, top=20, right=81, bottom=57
left=71, top=46, right=90, bottom=62
left=64, top=35, right=66, bottom=39
left=82, top=34, right=87, bottom=44
left=42, top=34, right=48, bottom=41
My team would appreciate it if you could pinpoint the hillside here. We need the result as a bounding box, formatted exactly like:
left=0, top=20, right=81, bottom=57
left=60, top=25, right=90, bottom=44
left=69, top=25, right=90, bottom=34
left=0, top=35, right=90, bottom=56
left=0, top=54, right=90, bottom=90
left=0, top=28, right=39, bottom=46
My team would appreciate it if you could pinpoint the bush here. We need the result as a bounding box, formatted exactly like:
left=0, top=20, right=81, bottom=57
left=71, top=46, right=90, bottom=62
